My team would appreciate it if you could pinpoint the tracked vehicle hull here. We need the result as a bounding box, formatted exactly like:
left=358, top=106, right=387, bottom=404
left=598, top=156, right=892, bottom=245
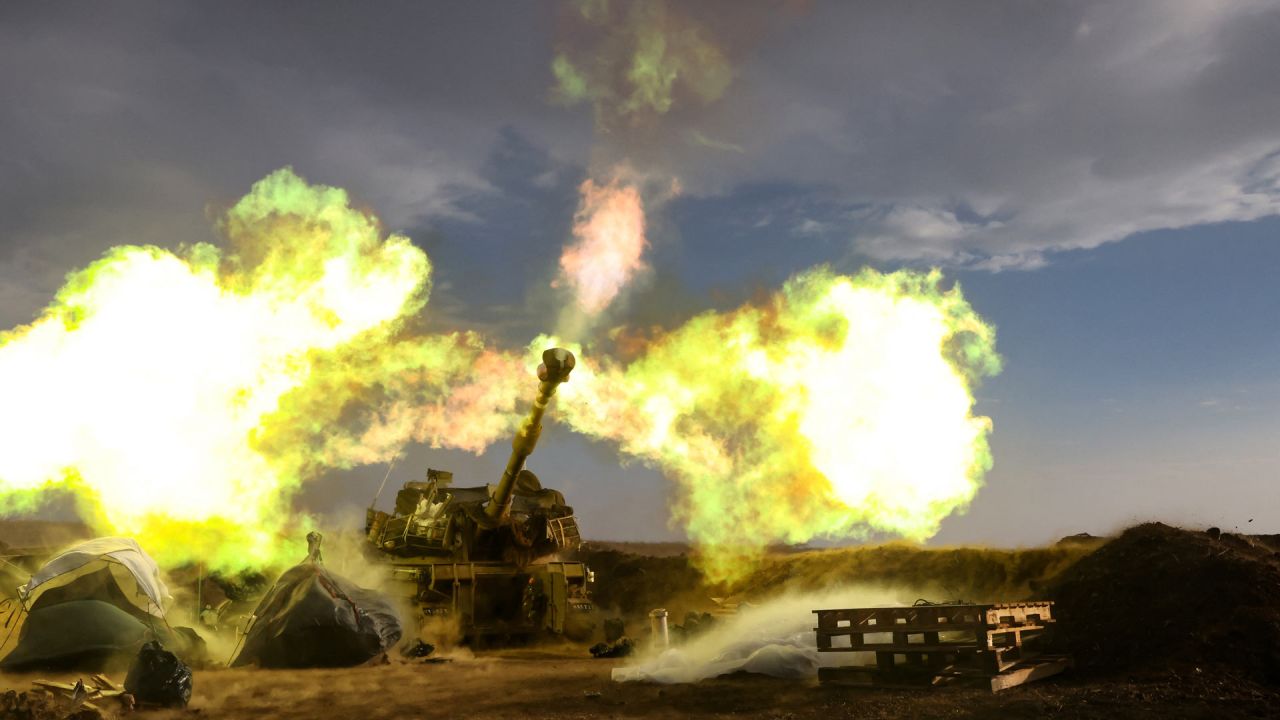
left=364, top=349, right=600, bottom=645
left=381, top=558, right=596, bottom=643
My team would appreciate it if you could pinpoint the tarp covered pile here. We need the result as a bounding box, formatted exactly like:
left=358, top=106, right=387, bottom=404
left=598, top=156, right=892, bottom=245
left=231, top=533, right=402, bottom=668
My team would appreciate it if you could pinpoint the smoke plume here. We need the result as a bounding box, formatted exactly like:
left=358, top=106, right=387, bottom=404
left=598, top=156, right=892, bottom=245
left=542, top=268, right=1000, bottom=582
left=551, top=0, right=732, bottom=130
left=0, top=169, right=516, bottom=571
left=553, top=171, right=650, bottom=336
left=0, top=170, right=1000, bottom=583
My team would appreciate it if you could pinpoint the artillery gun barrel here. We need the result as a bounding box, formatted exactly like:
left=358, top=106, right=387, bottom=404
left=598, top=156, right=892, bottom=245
left=483, top=348, right=575, bottom=523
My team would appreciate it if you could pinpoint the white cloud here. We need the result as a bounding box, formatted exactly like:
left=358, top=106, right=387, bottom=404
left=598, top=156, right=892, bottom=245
left=664, top=0, right=1280, bottom=268
left=3, top=0, right=1278, bottom=292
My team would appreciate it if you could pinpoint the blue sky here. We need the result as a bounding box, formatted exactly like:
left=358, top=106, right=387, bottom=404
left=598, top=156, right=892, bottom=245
left=2, top=1, right=1277, bottom=546
left=300, top=174, right=1280, bottom=546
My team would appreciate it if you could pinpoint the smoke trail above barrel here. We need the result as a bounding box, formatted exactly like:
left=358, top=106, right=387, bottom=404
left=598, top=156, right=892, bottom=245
left=547, top=0, right=754, bottom=338
left=541, top=268, right=1001, bottom=582
left=553, top=173, right=649, bottom=335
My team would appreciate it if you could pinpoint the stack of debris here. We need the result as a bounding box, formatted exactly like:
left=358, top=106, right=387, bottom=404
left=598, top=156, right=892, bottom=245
left=3, top=674, right=135, bottom=719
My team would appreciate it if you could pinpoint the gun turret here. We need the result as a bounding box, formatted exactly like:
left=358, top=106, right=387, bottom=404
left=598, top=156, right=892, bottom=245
left=365, top=347, right=595, bottom=643
left=483, top=348, right=575, bottom=524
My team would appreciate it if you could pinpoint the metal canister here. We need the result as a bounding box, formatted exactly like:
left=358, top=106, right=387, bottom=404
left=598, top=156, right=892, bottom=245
left=648, top=608, right=670, bottom=647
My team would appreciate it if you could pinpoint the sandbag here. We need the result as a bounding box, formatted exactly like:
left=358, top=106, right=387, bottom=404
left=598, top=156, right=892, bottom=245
left=590, top=637, right=635, bottom=658
left=231, top=561, right=401, bottom=668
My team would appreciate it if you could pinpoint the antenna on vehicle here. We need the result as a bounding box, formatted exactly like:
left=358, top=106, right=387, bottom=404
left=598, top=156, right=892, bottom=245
left=369, top=455, right=399, bottom=511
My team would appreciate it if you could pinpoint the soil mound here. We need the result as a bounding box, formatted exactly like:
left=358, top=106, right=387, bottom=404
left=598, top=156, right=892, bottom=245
left=735, top=543, right=1093, bottom=601
left=579, top=541, right=1097, bottom=622
left=578, top=549, right=704, bottom=618
left=1048, top=522, right=1280, bottom=683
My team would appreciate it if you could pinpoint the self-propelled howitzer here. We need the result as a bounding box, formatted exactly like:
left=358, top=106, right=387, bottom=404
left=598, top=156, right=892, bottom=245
left=364, top=348, right=596, bottom=644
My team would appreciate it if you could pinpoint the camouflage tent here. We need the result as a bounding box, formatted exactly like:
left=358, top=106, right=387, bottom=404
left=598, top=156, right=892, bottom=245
left=0, top=600, right=162, bottom=671
left=17, top=537, right=169, bottom=618
left=1, top=538, right=176, bottom=671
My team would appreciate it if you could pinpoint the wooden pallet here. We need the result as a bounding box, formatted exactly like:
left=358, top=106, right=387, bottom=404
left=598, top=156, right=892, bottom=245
left=817, top=655, right=1072, bottom=692
left=813, top=602, right=1067, bottom=691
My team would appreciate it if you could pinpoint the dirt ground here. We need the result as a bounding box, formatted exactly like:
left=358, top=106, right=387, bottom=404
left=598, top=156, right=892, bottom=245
left=3, top=647, right=1279, bottom=720
left=4, top=523, right=1280, bottom=719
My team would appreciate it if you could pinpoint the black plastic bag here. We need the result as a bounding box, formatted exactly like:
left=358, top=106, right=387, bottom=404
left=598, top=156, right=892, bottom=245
left=124, top=641, right=192, bottom=708
left=589, top=636, right=635, bottom=658
left=400, top=639, right=435, bottom=658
